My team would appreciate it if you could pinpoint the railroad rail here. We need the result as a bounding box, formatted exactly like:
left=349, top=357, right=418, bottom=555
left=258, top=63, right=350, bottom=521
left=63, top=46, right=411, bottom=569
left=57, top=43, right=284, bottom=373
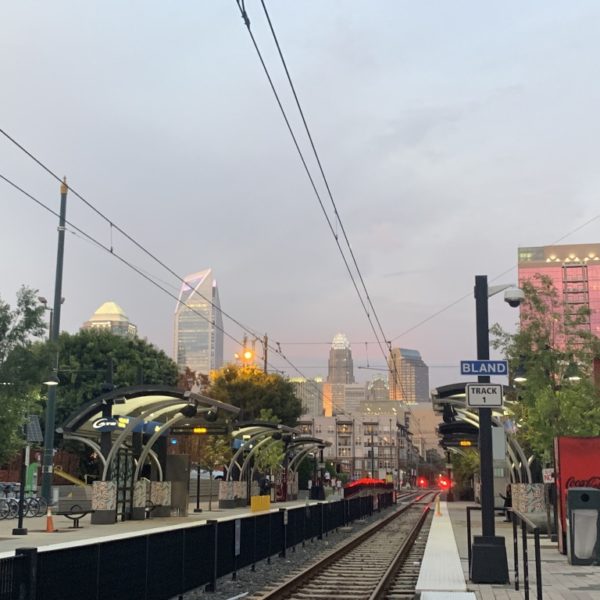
left=252, top=492, right=436, bottom=600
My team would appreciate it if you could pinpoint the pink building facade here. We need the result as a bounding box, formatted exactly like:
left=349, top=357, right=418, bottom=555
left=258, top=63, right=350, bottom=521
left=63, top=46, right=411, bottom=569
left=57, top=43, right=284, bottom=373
left=518, top=243, right=600, bottom=347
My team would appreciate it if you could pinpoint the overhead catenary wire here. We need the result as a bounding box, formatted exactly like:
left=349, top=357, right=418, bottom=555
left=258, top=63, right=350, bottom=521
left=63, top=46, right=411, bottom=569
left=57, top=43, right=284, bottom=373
left=0, top=126, right=265, bottom=346
left=0, top=173, right=322, bottom=385
left=232, top=1, right=391, bottom=365
left=257, top=0, right=390, bottom=351
left=233, top=1, right=410, bottom=406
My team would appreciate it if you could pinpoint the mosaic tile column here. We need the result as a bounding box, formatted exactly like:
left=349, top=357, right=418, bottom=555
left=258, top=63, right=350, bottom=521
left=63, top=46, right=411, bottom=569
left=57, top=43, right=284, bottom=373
left=91, top=481, right=117, bottom=524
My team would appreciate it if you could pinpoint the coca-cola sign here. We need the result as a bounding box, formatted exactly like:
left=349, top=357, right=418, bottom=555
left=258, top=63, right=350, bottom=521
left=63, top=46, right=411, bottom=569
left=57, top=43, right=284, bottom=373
left=565, top=476, right=600, bottom=488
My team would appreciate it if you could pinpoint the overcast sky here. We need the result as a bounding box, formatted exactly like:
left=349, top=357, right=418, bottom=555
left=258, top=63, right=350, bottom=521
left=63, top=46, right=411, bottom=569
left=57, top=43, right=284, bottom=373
left=2, top=1, right=600, bottom=390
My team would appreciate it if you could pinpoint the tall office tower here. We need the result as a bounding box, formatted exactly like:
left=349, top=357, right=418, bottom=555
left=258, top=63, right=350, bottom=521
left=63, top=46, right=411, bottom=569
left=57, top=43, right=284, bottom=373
left=327, top=333, right=355, bottom=384
left=173, top=269, right=223, bottom=376
left=518, top=244, right=600, bottom=345
left=388, top=348, right=429, bottom=403
left=82, top=301, right=137, bottom=338
left=290, top=377, right=323, bottom=417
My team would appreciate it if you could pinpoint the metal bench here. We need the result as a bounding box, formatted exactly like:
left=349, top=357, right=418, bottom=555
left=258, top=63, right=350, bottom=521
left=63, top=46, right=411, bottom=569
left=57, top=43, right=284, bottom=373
left=55, top=504, right=94, bottom=528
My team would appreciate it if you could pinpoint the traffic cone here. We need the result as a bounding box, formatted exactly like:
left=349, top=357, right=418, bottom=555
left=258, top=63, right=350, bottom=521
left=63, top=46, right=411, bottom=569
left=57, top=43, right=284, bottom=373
left=435, top=495, right=442, bottom=517
left=45, top=506, right=57, bottom=532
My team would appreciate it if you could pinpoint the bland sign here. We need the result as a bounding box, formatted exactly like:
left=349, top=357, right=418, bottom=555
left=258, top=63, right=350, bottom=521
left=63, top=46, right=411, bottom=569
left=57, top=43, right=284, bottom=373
left=460, top=360, right=508, bottom=376
left=465, top=383, right=504, bottom=408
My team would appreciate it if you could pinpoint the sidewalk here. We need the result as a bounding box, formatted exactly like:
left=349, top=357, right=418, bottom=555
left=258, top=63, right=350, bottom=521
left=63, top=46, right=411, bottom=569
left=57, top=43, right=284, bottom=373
left=447, top=501, right=600, bottom=600
left=0, top=498, right=314, bottom=556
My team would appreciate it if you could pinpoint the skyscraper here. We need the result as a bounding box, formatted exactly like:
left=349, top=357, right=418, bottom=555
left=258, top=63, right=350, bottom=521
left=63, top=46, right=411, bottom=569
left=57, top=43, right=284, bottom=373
left=324, top=333, right=355, bottom=416
left=82, top=301, right=137, bottom=338
left=173, top=269, right=223, bottom=376
left=327, top=333, right=355, bottom=384
left=518, top=243, right=600, bottom=345
left=388, top=348, right=429, bottom=403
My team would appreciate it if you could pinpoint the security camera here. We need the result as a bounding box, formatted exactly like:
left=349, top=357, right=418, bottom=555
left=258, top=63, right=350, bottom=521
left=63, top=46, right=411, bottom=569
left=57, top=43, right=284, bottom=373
left=504, top=287, right=525, bottom=308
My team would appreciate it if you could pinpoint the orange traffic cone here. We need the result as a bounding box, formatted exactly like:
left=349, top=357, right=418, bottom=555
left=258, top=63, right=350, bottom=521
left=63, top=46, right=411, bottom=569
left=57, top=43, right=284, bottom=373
left=45, top=506, right=57, bottom=532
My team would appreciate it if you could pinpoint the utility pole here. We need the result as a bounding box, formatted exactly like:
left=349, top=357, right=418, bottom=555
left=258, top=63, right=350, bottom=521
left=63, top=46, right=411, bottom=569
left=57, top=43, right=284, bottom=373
left=263, top=333, right=268, bottom=373
left=41, top=178, right=68, bottom=503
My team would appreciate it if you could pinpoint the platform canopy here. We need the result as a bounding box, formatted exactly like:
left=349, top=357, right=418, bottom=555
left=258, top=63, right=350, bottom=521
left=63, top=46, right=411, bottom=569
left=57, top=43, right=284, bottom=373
left=60, top=384, right=240, bottom=437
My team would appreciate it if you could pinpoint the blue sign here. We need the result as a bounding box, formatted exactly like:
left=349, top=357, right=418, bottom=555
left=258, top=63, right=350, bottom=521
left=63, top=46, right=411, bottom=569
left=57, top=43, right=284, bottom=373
left=460, top=360, right=508, bottom=376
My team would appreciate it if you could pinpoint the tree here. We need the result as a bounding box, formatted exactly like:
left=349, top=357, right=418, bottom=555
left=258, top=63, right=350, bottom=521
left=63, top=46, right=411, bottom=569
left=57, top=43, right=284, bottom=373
left=0, top=287, right=47, bottom=463
left=451, top=449, right=479, bottom=500
left=33, top=329, right=179, bottom=428
left=491, top=274, right=600, bottom=461
left=207, top=364, right=302, bottom=426
left=198, top=436, right=231, bottom=510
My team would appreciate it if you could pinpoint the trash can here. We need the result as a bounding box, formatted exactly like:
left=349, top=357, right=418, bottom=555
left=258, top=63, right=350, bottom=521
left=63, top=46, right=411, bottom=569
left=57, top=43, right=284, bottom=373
left=566, top=487, right=600, bottom=565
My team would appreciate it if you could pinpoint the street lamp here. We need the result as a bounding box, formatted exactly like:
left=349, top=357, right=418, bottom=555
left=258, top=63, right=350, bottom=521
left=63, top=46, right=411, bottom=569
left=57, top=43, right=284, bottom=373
left=470, top=276, right=522, bottom=584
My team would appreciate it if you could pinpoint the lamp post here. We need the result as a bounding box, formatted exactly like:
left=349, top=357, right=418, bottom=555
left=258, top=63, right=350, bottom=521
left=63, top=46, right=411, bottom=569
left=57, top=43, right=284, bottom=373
left=470, top=275, right=511, bottom=584
left=41, top=178, right=68, bottom=504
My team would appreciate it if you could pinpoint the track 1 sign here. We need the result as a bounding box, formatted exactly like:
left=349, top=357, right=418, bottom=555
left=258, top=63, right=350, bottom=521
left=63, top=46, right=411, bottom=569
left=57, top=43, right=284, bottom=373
left=466, top=383, right=504, bottom=408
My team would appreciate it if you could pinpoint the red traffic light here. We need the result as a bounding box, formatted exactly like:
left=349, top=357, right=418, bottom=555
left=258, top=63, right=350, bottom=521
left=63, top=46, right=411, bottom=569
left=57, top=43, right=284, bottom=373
left=438, top=476, right=450, bottom=489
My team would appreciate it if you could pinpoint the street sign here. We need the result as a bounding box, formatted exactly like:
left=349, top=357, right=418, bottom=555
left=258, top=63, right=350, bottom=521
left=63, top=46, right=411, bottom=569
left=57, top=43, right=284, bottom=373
left=542, top=468, right=555, bottom=484
left=460, top=360, right=508, bottom=376
left=466, top=383, right=504, bottom=408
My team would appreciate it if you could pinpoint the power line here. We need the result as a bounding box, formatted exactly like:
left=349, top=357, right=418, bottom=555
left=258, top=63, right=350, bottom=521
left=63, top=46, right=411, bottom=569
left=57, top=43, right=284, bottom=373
left=233, top=1, right=390, bottom=366
left=234, top=1, right=410, bottom=408
left=0, top=173, right=325, bottom=388
left=258, top=0, right=390, bottom=351
left=0, top=126, right=265, bottom=345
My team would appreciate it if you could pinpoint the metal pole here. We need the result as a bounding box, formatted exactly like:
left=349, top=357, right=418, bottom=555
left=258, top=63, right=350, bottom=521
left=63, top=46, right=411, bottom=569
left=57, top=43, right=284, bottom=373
left=263, top=333, right=268, bottom=373
left=475, top=275, right=494, bottom=537
left=470, top=275, right=509, bottom=584
left=194, top=463, right=202, bottom=513
left=12, top=447, right=27, bottom=535
left=371, top=428, right=375, bottom=477
left=41, top=178, right=68, bottom=504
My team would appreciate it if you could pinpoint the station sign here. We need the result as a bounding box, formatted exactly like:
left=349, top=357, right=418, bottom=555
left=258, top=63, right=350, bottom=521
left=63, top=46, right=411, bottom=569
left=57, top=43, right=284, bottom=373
left=466, top=383, right=504, bottom=408
left=460, top=360, right=508, bottom=376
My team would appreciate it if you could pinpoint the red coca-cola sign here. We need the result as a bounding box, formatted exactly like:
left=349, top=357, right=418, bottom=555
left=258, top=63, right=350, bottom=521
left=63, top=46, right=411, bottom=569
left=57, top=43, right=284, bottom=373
left=554, top=436, right=600, bottom=554
left=565, top=476, right=600, bottom=488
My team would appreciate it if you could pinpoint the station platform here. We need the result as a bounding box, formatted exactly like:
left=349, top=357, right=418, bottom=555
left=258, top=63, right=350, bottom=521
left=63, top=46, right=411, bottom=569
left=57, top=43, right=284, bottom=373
left=0, top=498, right=316, bottom=557
left=418, top=500, right=600, bottom=600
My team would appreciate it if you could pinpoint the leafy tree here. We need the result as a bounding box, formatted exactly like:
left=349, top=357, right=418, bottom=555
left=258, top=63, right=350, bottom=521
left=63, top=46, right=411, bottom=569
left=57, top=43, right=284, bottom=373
left=198, top=436, right=231, bottom=510
left=491, top=274, right=600, bottom=461
left=207, top=364, right=302, bottom=426
left=451, top=449, right=479, bottom=499
left=0, top=287, right=47, bottom=462
left=34, top=329, right=179, bottom=428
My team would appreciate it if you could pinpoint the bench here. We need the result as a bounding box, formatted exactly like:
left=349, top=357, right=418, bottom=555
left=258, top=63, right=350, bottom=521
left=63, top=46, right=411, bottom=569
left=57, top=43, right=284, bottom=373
left=55, top=504, right=94, bottom=528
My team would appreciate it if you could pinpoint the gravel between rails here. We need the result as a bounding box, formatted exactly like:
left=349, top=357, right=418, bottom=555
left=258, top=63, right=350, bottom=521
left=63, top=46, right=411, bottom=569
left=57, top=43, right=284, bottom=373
left=174, top=504, right=402, bottom=600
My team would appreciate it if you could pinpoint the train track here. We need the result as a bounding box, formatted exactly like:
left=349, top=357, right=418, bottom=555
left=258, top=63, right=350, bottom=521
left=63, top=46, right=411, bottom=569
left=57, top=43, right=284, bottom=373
left=251, top=492, right=436, bottom=600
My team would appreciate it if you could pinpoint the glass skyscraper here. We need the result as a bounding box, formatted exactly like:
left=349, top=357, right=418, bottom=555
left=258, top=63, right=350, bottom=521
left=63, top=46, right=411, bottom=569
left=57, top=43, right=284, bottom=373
left=173, top=269, right=223, bottom=376
left=387, top=348, right=429, bottom=403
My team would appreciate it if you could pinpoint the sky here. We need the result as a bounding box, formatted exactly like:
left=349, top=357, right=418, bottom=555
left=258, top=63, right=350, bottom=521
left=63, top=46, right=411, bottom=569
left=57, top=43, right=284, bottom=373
left=2, top=1, right=600, bottom=391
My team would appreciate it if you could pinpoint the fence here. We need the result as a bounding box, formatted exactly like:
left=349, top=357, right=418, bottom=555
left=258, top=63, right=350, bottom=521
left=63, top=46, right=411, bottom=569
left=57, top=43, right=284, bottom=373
left=510, top=508, right=543, bottom=600
left=0, top=491, right=391, bottom=600
left=466, top=505, right=543, bottom=600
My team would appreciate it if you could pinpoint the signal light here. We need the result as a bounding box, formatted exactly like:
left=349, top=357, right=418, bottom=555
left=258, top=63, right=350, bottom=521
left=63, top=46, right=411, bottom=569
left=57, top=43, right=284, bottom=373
left=459, top=440, right=472, bottom=447
left=438, top=476, right=450, bottom=489
left=193, top=427, right=208, bottom=434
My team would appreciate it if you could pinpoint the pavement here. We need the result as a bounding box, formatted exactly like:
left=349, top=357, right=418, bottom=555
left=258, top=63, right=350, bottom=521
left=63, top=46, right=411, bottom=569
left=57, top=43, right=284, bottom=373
left=2, top=495, right=599, bottom=599
left=446, top=501, right=600, bottom=600
left=0, top=497, right=316, bottom=556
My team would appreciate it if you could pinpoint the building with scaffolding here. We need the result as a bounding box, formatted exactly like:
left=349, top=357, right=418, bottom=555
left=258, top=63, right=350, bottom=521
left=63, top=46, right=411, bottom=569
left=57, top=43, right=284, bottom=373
left=518, top=243, right=600, bottom=345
